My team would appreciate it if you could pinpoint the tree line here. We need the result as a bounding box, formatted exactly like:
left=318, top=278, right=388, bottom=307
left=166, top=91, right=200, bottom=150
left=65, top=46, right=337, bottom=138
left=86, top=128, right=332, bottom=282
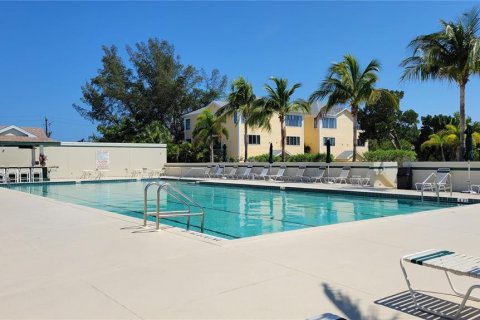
left=75, top=8, right=480, bottom=162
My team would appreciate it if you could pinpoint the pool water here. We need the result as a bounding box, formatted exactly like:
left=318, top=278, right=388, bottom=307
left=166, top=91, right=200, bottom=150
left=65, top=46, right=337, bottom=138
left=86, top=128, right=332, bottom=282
left=9, top=180, right=461, bottom=239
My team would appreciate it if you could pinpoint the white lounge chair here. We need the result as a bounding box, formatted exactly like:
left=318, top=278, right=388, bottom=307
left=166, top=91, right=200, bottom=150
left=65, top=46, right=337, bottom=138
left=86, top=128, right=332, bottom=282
left=401, top=249, right=480, bottom=319
left=250, top=166, right=270, bottom=180
left=0, top=168, right=6, bottom=184
left=332, top=167, right=350, bottom=184
left=236, top=166, right=252, bottom=179
left=211, top=165, right=225, bottom=178
left=203, top=165, right=214, bottom=178
left=288, top=166, right=306, bottom=182
left=223, top=166, right=238, bottom=179
left=415, top=168, right=452, bottom=194
left=307, top=167, right=326, bottom=183
left=267, top=166, right=286, bottom=181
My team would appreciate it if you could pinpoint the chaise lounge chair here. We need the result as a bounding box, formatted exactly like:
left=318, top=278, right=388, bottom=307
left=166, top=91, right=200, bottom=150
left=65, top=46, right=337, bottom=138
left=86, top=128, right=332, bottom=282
left=211, top=165, right=225, bottom=178
left=223, top=166, right=238, bottom=179
left=287, top=166, right=306, bottom=182
left=400, top=249, right=480, bottom=319
left=267, top=166, right=286, bottom=181
left=330, top=167, right=350, bottom=184
left=250, top=166, right=270, bottom=180
left=236, top=165, right=252, bottom=179
left=415, top=168, right=452, bottom=194
left=307, top=167, right=326, bottom=183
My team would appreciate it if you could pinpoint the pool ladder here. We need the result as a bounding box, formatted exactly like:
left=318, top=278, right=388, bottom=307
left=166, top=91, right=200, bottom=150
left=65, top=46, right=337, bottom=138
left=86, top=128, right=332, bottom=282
left=143, top=182, right=205, bottom=232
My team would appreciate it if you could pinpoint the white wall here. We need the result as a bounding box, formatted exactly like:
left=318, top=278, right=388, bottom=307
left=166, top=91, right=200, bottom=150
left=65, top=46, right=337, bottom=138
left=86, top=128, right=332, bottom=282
left=0, top=142, right=167, bottom=179
left=403, top=161, right=480, bottom=192
left=164, top=162, right=398, bottom=188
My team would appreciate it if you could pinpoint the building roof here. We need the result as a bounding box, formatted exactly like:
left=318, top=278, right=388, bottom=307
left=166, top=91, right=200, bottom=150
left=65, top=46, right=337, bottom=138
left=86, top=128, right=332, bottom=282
left=182, top=100, right=227, bottom=117
left=0, top=125, right=59, bottom=146
left=310, top=101, right=348, bottom=117
left=335, top=150, right=365, bottom=161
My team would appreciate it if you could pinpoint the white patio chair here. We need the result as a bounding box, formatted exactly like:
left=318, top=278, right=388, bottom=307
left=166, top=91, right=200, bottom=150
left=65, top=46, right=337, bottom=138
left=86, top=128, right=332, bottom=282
left=0, top=168, right=6, bottom=183
left=32, top=167, right=43, bottom=182
left=401, top=249, right=480, bottom=319
left=6, top=168, right=19, bottom=183
left=19, top=168, right=31, bottom=182
left=267, top=166, right=286, bottom=181
left=223, top=166, right=238, bottom=179
left=250, top=166, right=270, bottom=180
left=415, top=168, right=452, bottom=193
left=287, top=166, right=306, bottom=182
left=307, top=167, right=326, bottom=183
left=236, top=166, right=252, bottom=179
left=211, top=165, right=225, bottom=178
left=333, top=167, right=351, bottom=184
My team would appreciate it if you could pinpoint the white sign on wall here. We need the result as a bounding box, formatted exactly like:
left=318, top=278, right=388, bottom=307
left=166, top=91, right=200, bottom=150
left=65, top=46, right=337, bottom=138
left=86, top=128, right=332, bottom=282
left=96, top=151, right=110, bottom=169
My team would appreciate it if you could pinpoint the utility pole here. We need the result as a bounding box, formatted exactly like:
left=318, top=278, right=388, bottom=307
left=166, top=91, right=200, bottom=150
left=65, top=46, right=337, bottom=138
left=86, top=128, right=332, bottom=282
left=44, top=116, right=52, bottom=137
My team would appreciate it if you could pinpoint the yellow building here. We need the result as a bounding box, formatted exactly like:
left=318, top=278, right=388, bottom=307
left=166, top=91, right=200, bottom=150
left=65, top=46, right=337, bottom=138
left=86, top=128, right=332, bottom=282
left=182, top=100, right=367, bottom=161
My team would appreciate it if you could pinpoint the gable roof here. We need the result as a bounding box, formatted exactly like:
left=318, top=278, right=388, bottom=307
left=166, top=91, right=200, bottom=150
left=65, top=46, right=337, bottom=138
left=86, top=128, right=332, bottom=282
left=309, top=101, right=348, bottom=117
left=0, top=125, right=59, bottom=146
left=182, top=100, right=227, bottom=117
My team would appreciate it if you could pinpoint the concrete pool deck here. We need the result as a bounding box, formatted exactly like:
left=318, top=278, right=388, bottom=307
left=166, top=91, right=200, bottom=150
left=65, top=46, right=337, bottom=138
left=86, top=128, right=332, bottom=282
left=1, top=184, right=480, bottom=319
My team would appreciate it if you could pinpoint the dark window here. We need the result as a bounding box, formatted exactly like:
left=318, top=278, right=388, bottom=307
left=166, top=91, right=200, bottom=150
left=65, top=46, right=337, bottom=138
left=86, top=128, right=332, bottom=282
left=233, top=112, right=238, bottom=124
left=248, top=135, right=261, bottom=145
left=322, top=117, right=337, bottom=129
left=286, top=136, right=300, bottom=145
left=185, top=119, right=191, bottom=130
left=357, top=139, right=365, bottom=147
left=285, top=115, right=302, bottom=127
left=323, top=137, right=336, bottom=146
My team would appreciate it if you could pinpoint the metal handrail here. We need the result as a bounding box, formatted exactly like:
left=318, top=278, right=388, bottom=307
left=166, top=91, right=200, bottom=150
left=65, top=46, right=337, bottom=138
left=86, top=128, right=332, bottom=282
left=143, top=182, right=205, bottom=232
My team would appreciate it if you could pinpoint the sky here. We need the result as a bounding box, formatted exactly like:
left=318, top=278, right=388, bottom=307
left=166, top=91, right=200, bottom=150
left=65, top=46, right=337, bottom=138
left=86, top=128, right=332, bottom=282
left=1, top=1, right=480, bottom=141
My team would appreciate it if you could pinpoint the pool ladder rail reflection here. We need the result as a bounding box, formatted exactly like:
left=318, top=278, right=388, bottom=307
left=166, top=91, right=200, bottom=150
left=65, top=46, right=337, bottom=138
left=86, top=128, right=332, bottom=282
left=143, top=182, right=205, bottom=233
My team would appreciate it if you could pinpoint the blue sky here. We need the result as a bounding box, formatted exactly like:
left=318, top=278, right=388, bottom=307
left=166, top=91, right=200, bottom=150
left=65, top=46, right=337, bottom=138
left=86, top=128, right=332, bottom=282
left=1, top=1, right=480, bottom=141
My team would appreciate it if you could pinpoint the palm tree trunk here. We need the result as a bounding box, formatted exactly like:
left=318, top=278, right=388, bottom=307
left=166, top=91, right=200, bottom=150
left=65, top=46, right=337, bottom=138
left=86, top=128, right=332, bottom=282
left=280, top=118, right=286, bottom=162
left=352, top=105, right=358, bottom=162
left=244, top=122, right=248, bottom=162
left=458, top=83, right=466, bottom=161
left=440, top=144, right=445, bottom=162
left=210, top=137, right=214, bottom=163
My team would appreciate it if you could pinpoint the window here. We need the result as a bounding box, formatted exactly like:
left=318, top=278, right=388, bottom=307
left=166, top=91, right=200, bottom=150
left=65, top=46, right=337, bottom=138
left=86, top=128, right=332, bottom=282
left=323, top=137, right=336, bottom=146
left=285, top=115, right=302, bottom=127
left=233, top=112, right=238, bottom=124
left=248, top=135, right=261, bottom=145
left=357, top=139, right=365, bottom=147
left=286, top=136, right=300, bottom=145
left=185, top=119, right=191, bottom=130
left=322, top=117, right=337, bottom=129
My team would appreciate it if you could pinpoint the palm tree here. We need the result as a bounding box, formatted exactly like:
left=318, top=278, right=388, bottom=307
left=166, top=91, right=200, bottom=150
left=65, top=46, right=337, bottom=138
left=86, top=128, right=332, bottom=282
left=309, top=54, right=398, bottom=162
left=261, top=77, right=310, bottom=162
left=192, top=109, right=229, bottom=162
left=216, top=76, right=269, bottom=161
left=421, top=124, right=459, bottom=161
left=400, top=8, right=480, bottom=160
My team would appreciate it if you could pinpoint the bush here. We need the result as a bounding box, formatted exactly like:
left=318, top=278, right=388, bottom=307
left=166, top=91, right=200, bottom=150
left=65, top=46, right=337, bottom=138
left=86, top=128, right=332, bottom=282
left=247, top=153, right=281, bottom=162
left=363, top=149, right=417, bottom=162
left=247, top=153, right=333, bottom=163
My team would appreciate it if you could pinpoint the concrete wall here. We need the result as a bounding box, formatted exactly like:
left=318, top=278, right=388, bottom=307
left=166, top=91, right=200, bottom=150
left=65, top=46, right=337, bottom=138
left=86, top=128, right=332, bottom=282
left=164, top=162, right=398, bottom=188
left=403, top=161, right=480, bottom=192
left=0, top=142, right=167, bottom=179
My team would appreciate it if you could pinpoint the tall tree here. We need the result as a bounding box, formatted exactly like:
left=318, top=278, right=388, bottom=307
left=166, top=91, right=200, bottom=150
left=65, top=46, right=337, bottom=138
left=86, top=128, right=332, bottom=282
left=261, top=77, right=310, bottom=162
left=192, top=110, right=229, bottom=163
left=216, top=76, right=269, bottom=161
left=74, top=38, right=227, bottom=142
left=358, top=90, right=419, bottom=150
left=310, top=54, right=398, bottom=161
left=400, top=8, right=480, bottom=160
left=421, top=124, right=459, bottom=161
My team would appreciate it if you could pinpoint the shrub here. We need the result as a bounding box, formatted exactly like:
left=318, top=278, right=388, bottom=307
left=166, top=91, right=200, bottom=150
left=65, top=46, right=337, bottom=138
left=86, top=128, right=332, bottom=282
left=363, top=149, right=417, bottom=162
left=248, top=153, right=333, bottom=162
left=287, top=153, right=333, bottom=162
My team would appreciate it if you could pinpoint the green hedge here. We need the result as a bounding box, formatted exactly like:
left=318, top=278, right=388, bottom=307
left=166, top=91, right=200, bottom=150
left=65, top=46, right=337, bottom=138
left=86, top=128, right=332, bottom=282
left=363, top=149, right=417, bottom=162
left=247, top=153, right=333, bottom=163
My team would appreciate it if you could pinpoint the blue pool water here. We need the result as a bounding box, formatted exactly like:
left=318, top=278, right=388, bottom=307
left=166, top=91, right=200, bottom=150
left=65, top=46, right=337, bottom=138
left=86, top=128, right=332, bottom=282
left=9, top=180, right=461, bottom=239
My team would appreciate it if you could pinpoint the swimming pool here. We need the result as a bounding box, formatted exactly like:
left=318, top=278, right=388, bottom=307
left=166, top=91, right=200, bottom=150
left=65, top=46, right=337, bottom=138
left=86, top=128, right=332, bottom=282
left=9, top=180, right=461, bottom=239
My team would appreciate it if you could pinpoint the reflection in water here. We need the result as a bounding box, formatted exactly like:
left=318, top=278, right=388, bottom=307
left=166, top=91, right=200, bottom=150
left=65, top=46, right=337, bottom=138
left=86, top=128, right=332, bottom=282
left=8, top=181, right=460, bottom=239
